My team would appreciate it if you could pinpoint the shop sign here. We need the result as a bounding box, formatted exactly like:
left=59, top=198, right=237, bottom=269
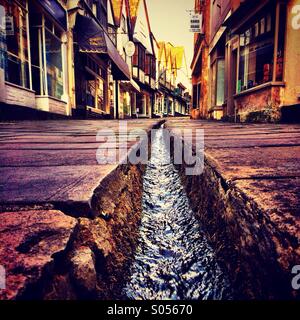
left=125, top=41, right=135, bottom=57
left=2, top=16, right=14, bottom=36
left=190, top=13, right=203, bottom=33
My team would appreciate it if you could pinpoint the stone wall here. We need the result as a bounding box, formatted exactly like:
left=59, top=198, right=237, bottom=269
left=177, top=158, right=295, bottom=299
left=17, top=162, right=145, bottom=300
left=235, top=85, right=283, bottom=122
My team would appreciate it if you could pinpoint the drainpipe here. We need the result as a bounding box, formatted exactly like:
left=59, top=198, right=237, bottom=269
left=115, top=81, right=119, bottom=120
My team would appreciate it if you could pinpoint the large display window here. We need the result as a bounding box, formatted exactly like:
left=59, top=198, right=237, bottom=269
left=0, top=0, right=30, bottom=88
left=85, top=56, right=106, bottom=112
left=237, top=11, right=276, bottom=93
left=211, top=58, right=225, bottom=107
left=29, top=4, right=64, bottom=99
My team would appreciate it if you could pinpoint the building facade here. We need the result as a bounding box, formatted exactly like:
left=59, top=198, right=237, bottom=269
left=129, top=0, right=156, bottom=118
left=69, top=0, right=131, bottom=119
left=0, top=0, right=191, bottom=120
left=157, top=41, right=190, bottom=117
left=191, top=0, right=211, bottom=119
left=192, top=0, right=300, bottom=122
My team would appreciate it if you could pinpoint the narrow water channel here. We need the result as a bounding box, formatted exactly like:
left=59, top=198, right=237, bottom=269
left=124, top=129, right=232, bottom=300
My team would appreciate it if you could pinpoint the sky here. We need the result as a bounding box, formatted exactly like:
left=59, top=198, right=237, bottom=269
left=147, top=0, right=195, bottom=89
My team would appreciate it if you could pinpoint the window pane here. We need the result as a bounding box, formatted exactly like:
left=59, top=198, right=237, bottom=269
left=30, top=25, right=43, bottom=94
left=86, top=74, right=96, bottom=108
left=216, top=59, right=225, bottom=106
left=237, top=9, right=275, bottom=92
left=45, top=29, right=63, bottom=99
left=6, top=5, right=21, bottom=56
left=276, top=4, right=286, bottom=81
left=1, top=1, right=30, bottom=88
left=6, top=53, right=21, bottom=85
left=97, top=78, right=105, bottom=111
left=211, top=61, right=217, bottom=105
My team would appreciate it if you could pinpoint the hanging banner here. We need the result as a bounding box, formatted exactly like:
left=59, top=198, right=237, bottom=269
left=190, top=13, right=203, bottom=33
left=4, top=16, right=14, bottom=36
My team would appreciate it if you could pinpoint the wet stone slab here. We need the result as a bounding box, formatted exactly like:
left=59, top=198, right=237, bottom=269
left=0, top=119, right=161, bottom=214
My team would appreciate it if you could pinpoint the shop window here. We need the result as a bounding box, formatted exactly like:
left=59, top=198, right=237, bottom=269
left=136, top=93, right=145, bottom=114
left=97, top=78, right=105, bottom=111
left=29, top=4, right=64, bottom=99
left=30, top=16, right=42, bottom=95
left=45, top=29, right=63, bottom=99
left=85, top=58, right=106, bottom=111
left=237, top=10, right=275, bottom=93
left=216, top=59, right=225, bottom=105
left=86, top=72, right=96, bottom=108
left=0, top=0, right=30, bottom=88
left=211, top=58, right=225, bottom=107
left=276, top=3, right=286, bottom=82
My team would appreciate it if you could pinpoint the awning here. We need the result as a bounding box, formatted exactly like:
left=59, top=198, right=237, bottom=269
left=120, top=78, right=140, bottom=93
left=75, top=14, right=130, bottom=81
left=38, top=0, right=67, bottom=29
left=129, top=79, right=140, bottom=92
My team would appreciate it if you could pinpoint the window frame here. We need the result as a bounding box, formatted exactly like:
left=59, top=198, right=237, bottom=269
left=2, top=0, right=32, bottom=89
left=138, top=43, right=145, bottom=72
left=29, top=4, right=65, bottom=99
left=236, top=5, right=282, bottom=94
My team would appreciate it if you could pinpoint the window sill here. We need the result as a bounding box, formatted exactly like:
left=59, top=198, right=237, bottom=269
left=87, top=107, right=107, bottom=114
left=5, top=81, right=35, bottom=94
left=234, top=81, right=285, bottom=98
left=35, top=95, right=67, bottom=104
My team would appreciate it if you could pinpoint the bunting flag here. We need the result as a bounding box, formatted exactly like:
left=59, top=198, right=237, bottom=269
left=157, top=42, right=186, bottom=77
left=172, top=47, right=185, bottom=70
left=127, top=0, right=141, bottom=28
left=110, top=0, right=124, bottom=26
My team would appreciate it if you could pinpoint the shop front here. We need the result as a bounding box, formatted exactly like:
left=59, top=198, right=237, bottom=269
left=29, top=0, right=68, bottom=115
left=0, top=0, right=69, bottom=118
left=118, top=79, right=140, bottom=119
left=225, top=0, right=287, bottom=122
left=0, top=0, right=34, bottom=114
left=73, top=14, right=130, bottom=119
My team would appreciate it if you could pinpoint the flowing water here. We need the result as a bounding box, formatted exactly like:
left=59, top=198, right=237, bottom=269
left=125, top=129, right=232, bottom=300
